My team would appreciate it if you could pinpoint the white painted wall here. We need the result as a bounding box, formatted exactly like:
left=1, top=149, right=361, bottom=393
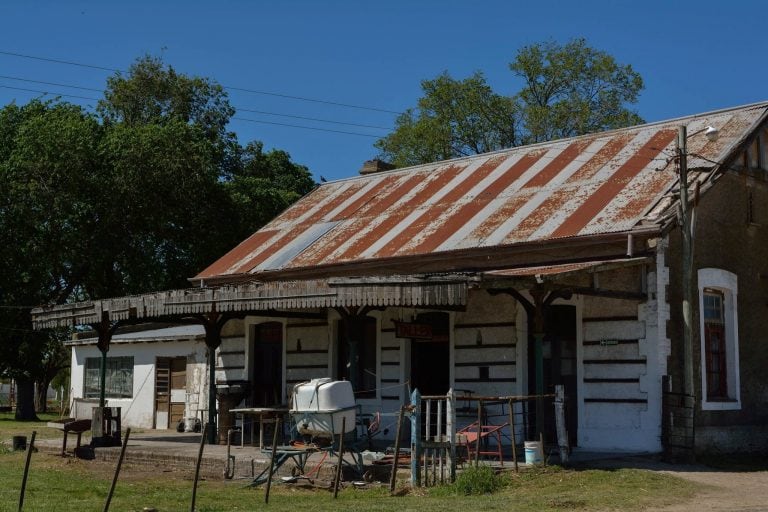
left=70, top=340, right=207, bottom=429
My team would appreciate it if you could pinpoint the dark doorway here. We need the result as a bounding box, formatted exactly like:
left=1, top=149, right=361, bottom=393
left=527, top=304, right=578, bottom=446
left=410, top=312, right=450, bottom=396
left=337, top=315, right=377, bottom=398
left=252, top=322, right=283, bottom=407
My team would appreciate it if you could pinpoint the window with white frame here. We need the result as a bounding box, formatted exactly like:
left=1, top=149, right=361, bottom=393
left=697, top=269, right=740, bottom=410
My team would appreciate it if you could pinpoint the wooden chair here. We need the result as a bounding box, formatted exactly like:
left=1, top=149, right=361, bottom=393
left=456, top=421, right=508, bottom=465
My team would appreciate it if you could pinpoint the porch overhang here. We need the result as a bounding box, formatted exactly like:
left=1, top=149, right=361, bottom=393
left=31, top=274, right=476, bottom=329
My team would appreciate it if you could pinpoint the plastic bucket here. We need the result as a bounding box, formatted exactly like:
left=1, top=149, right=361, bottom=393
left=524, top=441, right=543, bottom=465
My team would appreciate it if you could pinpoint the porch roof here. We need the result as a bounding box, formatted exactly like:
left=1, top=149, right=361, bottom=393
left=481, top=257, right=649, bottom=281
left=31, top=274, right=474, bottom=329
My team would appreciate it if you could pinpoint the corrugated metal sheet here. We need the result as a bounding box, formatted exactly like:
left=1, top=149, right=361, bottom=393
left=31, top=277, right=470, bottom=329
left=483, top=257, right=649, bottom=279
left=198, top=103, right=768, bottom=280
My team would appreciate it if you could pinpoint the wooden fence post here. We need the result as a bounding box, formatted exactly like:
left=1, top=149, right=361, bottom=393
left=410, top=388, right=421, bottom=487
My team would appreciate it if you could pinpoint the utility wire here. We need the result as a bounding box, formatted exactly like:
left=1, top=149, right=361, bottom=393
left=0, top=49, right=403, bottom=114
left=0, top=84, right=99, bottom=103
left=0, top=84, right=384, bottom=138
left=232, top=117, right=381, bottom=138
left=0, top=75, right=392, bottom=130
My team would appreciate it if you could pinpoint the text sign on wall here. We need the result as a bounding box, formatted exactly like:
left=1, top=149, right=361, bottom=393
left=394, top=321, right=433, bottom=340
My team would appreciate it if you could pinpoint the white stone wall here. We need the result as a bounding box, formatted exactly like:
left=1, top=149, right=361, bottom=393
left=70, top=339, right=207, bottom=429
left=576, top=262, right=666, bottom=452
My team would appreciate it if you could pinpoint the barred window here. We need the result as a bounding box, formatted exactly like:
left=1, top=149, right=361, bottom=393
left=84, top=356, right=134, bottom=399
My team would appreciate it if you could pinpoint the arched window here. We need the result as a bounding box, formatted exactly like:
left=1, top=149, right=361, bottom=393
left=698, top=268, right=740, bottom=410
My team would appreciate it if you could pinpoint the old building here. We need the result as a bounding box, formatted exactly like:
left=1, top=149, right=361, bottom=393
left=35, top=101, right=768, bottom=454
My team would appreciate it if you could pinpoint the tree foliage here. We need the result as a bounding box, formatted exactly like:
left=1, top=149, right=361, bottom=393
left=0, top=57, right=314, bottom=418
left=376, top=38, right=644, bottom=166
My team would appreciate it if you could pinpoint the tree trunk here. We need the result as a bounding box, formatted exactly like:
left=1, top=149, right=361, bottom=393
left=14, top=378, right=38, bottom=421
left=35, top=380, right=51, bottom=413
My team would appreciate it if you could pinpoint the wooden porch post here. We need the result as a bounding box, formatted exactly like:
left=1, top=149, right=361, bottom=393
left=94, top=312, right=119, bottom=409
left=202, top=307, right=225, bottom=445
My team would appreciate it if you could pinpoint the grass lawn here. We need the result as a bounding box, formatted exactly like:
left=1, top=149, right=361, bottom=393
left=0, top=412, right=63, bottom=440
left=0, top=414, right=698, bottom=512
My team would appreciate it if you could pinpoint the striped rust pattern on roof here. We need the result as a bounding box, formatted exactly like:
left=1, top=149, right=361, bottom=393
left=197, top=103, right=768, bottom=279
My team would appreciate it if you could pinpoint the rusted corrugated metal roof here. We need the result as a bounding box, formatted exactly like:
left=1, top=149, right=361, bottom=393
left=198, top=102, right=768, bottom=281
left=483, top=257, right=649, bottom=279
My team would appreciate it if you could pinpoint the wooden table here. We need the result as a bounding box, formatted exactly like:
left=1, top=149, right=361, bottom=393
left=230, top=407, right=289, bottom=448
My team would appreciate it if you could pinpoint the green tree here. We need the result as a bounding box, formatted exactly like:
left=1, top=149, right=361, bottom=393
left=511, top=38, right=644, bottom=143
left=0, top=100, right=101, bottom=419
left=376, top=38, right=644, bottom=166
left=376, top=72, right=519, bottom=168
left=0, top=57, right=314, bottom=419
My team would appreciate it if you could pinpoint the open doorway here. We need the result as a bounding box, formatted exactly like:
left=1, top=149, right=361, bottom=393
left=251, top=322, right=283, bottom=406
left=409, top=312, right=450, bottom=396
left=527, top=304, right=578, bottom=445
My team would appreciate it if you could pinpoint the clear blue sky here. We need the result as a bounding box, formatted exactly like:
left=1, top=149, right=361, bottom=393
left=1, top=0, right=766, bottom=182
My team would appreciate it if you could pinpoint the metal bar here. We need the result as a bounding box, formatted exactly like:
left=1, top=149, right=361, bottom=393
left=389, top=406, right=405, bottom=494
left=508, top=399, right=518, bottom=473
left=265, top=418, right=281, bottom=504
left=189, top=424, right=207, bottom=512
left=333, top=417, right=346, bottom=498
left=18, top=431, right=36, bottom=512
left=103, top=428, right=131, bottom=512
left=475, top=401, right=482, bottom=467
left=437, top=399, right=444, bottom=483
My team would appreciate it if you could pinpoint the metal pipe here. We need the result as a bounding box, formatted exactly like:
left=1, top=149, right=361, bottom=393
left=333, top=416, right=346, bottom=498
left=265, top=418, right=280, bottom=504
left=389, top=406, right=405, bottom=494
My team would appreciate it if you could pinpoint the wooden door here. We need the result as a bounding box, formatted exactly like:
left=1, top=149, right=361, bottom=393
left=155, top=358, right=170, bottom=429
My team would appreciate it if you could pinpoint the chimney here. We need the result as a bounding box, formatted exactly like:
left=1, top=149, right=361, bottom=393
left=359, top=159, right=395, bottom=175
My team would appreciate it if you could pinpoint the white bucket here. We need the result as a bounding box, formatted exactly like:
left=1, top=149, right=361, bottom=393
left=524, top=441, right=543, bottom=465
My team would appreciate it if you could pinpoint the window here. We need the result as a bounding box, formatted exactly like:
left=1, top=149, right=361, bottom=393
left=698, top=269, right=740, bottom=410
left=703, top=290, right=727, bottom=399
left=337, top=316, right=377, bottom=399
left=84, top=356, right=134, bottom=399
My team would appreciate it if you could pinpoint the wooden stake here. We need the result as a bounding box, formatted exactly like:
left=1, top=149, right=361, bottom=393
left=190, top=424, right=207, bottom=512
left=333, top=417, right=346, bottom=498
left=264, top=418, right=280, bottom=504
left=103, top=427, right=131, bottom=512
left=18, top=431, right=36, bottom=512
left=389, top=406, right=404, bottom=494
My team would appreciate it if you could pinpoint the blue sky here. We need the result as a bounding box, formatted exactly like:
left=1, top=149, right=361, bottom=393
left=1, top=0, right=766, bottom=182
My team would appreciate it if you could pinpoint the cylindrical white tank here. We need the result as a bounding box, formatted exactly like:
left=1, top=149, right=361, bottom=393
left=291, top=378, right=356, bottom=437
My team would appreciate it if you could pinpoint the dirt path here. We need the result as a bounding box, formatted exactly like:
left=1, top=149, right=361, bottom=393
left=582, top=456, right=768, bottom=511
left=650, top=468, right=768, bottom=511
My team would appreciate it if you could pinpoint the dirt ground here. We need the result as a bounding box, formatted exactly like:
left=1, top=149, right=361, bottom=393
left=650, top=469, right=768, bottom=511
left=581, top=456, right=768, bottom=512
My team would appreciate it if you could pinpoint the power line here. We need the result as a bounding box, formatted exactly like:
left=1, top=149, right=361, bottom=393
left=232, top=117, right=381, bottom=138
left=236, top=107, right=390, bottom=131
left=0, top=84, right=384, bottom=138
left=0, top=74, right=102, bottom=93
left=0, top=74, right=393, bottom=131
left=0, top=49, right=403, bottom=115
left=0, top=84, right=99, bottom=103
